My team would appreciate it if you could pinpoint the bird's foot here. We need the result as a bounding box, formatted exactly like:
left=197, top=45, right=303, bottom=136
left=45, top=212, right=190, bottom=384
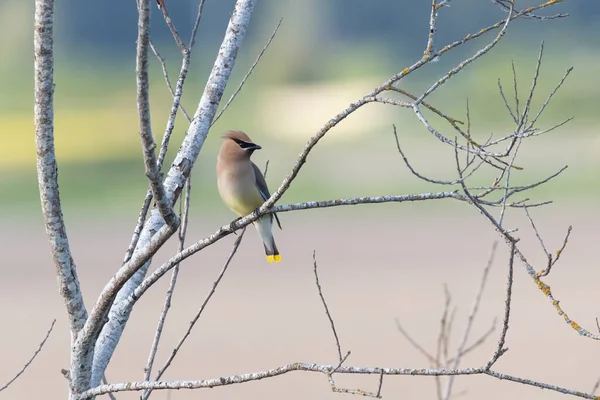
left=229, top=217, right=242, bottom=235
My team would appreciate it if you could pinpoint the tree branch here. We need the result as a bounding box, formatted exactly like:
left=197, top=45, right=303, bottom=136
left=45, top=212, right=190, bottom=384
left=443, top=242, right=497, bottom=399
left=34, top=0, right=87, bottom=341
left=313, top=251, right=343, bottom=363
left=213, top=18, right=282, bottom=125
left=142, top=176, right=192, bottom=393
left=136, top=0, right=179, bottom=229
left=141, top=227, right=246, bottom=400
left=0, top=319, right=56, bottom=392
left=85, top=0, right=258, bottom=390
left=76, top=362, right=597, bottom=400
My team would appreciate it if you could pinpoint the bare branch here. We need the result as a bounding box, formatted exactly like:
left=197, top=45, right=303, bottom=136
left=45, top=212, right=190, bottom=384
left=142, top=176, right=192, bottom=392
left=448, top=319, right=496, bottom=365
left=485, top=242, right=514, bottom=370
left=527, top=66, right=573, bottom=130
left=34, top=0, right=87, bottom=339
left=423, top=0, right=440, bottom=60
left=443, top=242, right=497, bottom=399
left=454, top=134, right=599, bottom=341
left=592, top=376, right=600, bottom=395
left=142, top=228, right=246, bottom=400
left=524, top=206, right=551, bottom=259
left=313, top=251, right=343, bottom=362
left=0, top=319, right=56, bottom=392
left=519, top=41, right=545, bottom=129
left=393, top=125, right=486, bottom=186
left=395, top=318, right=437, bottom=366
left=387, top=87, right=464, bottom=126
left=497, top=77, right=518, bottom=125
left=149, top=42, right=192, bottom=123
left=88, top=0, right=258, bottom=388
left=155, top=0, right=185, bottom=53
left=118, top=191, right=463, bottom=309
left=491, top=0, right=569, bottom=20
left=328, top=368, right=384, bottom=399
left=498, top=139, right=523, bottom=227
left=440, top=286, right=453, bottom=367
left=123, top=193, right=153, bottom=264
left=512, top=60, right=520, bottom=119
left=530, top=215, right=572, bottom=279
left=213, top=18, right=283, bottom=125
left=101, top=375, right=117, bottom=400
left=76, top=222, right=178, bottom=391
left=415, top=1, right=513, bottom=106
left=116, top=185, right=560, bottom=313
left=188, top=0, right=207, bottom=50
left=136, top=0, right=179, bottom=229
left=77, top=362, right=598, bottom=400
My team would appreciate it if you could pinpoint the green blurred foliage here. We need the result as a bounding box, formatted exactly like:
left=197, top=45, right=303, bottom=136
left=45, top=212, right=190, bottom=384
left=1, top=0, right=598, bottom=219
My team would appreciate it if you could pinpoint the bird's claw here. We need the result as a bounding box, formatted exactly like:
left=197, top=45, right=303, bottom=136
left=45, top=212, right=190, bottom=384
left=229, top=218, right=242, bottom=235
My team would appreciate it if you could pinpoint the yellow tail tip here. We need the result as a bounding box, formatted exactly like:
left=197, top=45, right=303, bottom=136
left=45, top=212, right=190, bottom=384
left=266, top=254, right=282, bottom=263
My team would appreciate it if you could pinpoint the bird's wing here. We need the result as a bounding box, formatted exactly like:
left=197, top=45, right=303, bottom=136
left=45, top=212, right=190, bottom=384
left=252, top=162, right=282, bottom=230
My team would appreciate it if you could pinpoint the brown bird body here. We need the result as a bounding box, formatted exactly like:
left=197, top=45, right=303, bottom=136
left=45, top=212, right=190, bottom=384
left=217, top=130, right=281, bottom=263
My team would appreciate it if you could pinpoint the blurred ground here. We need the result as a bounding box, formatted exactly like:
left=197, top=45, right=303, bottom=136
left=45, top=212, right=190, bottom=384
left=1, top=200, right=599, bottom=400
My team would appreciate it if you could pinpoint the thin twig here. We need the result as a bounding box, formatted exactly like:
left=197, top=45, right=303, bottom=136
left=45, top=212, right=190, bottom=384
left=395, top=319, right=437, bottom=365
left=592, top=376, right=600, bottom=395
left=125, top=0, right=203, bottom=263
left=443, top=242, right=497, bottom=399
left=188, top=0, right=207, bottom=50
left=512, top=60, right=520, bottom=120
left=415, top=1, right=514, bottom=105
left=143, top=228, right=246, bottom=399
left=213, top=18, right=282, bottom=125
left=440, top=286, right=453, bottom=365
left=491, top=0, right=568, bottom=21
left=519, top=41, right=544, bottom=130
left=101, top=375, right=118, bottom=400
left=498, top=77, right=518, bottom=124
left=527, top=66, right=573, bottom=130
left=387, top=87, right=464, bottom=126
left=142, top=176, right=192, bottom=398
left=524, top=206, right=550, bottom=258
left=534, top=222, right=572, bottom=278
left=393, top=125, right=485, bottom=186
left=136, top=0, right=179, bottom=229
left=424, top=0, right=440, bottom=60
left=0, top=319, right=56, bottom=392
left=123, top=193, right=153, bottom=264
left=444, top=319, right=496, bottom=367
left=485, top=242, right=515, bottom=369
left=155, top=0, right=186, bottom=53
left=498, top=139, right=523, bottom=227
left=149, top=41, right=192, bottom=123
left=314, top=251, right=343, bottom=362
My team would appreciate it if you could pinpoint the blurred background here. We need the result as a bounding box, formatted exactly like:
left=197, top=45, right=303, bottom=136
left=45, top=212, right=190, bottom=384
left=1, top=0, right=599, bottom=399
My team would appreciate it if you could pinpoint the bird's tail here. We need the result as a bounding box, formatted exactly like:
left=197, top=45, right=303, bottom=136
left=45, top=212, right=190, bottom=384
left=264, top=242, right=281, bottom=263
left=255, top=216, right=281, bottom=263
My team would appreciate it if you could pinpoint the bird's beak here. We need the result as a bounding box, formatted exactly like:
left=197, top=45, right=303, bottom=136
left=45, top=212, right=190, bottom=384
left=244, top=143, right=262, bottom=151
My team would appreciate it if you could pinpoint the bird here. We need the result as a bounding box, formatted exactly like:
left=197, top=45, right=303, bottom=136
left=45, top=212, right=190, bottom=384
left=216, top=130, right=282, bottom=263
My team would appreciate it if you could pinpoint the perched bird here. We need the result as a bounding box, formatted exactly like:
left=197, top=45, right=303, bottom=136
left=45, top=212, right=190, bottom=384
left=217, top=130, right=282, bottom=263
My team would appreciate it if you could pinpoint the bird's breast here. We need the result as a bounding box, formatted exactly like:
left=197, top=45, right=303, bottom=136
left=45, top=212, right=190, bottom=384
left=217, top=168, right=264, bottom=217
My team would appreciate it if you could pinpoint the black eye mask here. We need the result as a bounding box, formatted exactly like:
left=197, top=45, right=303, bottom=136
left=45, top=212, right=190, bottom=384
left=233, top=138, right=260, bottom=150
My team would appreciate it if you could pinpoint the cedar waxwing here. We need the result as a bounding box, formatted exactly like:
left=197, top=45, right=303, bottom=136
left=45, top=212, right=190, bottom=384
left=217, top=130, right=282, bottom=263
